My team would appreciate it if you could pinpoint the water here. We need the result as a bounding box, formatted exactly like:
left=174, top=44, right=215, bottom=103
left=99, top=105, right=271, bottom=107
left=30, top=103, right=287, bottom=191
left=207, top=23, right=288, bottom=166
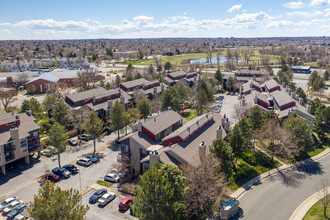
left=190, top=57, right=241, bottom=64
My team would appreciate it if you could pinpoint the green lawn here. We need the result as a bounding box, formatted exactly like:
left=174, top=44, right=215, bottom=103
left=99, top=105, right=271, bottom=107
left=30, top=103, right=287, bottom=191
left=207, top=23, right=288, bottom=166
left=96, top=180, right=112, bottom=188
left=181, top=109, right=198, bottom=121
left=18, top=89, right=26, bottom=95
left=305, top=62, right=318, bottom=67
left=228, top=151, right=281, bottom=190
left=303, top=199, right=329, bottom=220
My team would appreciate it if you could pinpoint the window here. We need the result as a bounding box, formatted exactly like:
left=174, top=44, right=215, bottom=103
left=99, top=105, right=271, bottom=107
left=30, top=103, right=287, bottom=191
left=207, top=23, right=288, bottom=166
left=143, top=163, right=149, bottom=171
left=122, top=145, right=129, bottom=153
left=20, top=139, right=27, bottom=148
left=141, top=149, right=147, bottom=155
left=33, top=131, right=38, bottom=137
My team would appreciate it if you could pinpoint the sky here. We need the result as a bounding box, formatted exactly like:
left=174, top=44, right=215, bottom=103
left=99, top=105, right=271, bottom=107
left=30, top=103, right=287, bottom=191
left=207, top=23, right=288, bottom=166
left=0, top=0, right=329, bottom=40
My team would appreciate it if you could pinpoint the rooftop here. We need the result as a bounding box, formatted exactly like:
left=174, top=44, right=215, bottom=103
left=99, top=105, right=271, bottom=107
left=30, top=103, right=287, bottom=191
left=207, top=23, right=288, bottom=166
left=264, top=79, right=279, bottom=90
left=272, top=90, right=295, bottom=107
left=120, top=78, right=148, bottom=89
left=168, top=71, right=186, bottom=78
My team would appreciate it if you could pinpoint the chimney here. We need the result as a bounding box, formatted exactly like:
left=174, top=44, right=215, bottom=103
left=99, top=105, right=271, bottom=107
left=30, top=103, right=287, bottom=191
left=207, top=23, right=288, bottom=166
left=242, top=98, right=246, bottom=106
left=221, top=114, right=226, bottom=127
left=107, top=100, right=113, bottom=109
left=26, top=109, right=32, bottom=116
left=194, top=75, right=197, bottom=81
left=288, top=88, right=292, bottom=95
left=306, top=104, right=311, bottom=113
left=299, top=97, right=304, bottom=105
left=6, top=77, right=13, bottom=88
left=167, top=106, right=172, bottom=111
left=198, top=74, right=201, bottom=82
left=288, top=109, right=294, bottom=117
left=120, top=95, right=125, bottom=104
left=216, top=126, right=223, bottom=139
left=16, top=113, right=20, bottom=119
left=291, top=92, right=295, bottom=98
left=286, top=86, right=289, bottom=92
left=153, top=87, right=157, bottom=94
left=199, top=140, right=206, bottom=157
left=224, top=118, right=230, bottom=132
left=132, top=121, right=139, bottom=132
left=10, top=127, right=19, bottom=140
left=149, top=151, right=160, bottom=167
left=93, top=94, right=96, bottom=103
left=240, top=84, right=244, bottom=94
left=295, top=93, right=299, bottom=101
left=282, top=82, right=286, bottom=87
left=161, top=84, right=164, bottom=92
left=138, top=120, right=142, bottom=132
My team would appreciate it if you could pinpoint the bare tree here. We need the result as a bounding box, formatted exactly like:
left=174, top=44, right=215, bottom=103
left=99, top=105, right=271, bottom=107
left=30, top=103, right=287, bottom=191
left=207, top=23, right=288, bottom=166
left=233, top=102, right=252, bottom=122
left=132, top=89, right=145, bottom=105
left=0, top=87, right=16, bottom=109
left=71, top=107, right=89, bottom=145
left=256, top=119, right=300, bottom=163
left=17, top=73, right=30, bottom=87
left=205, top=48, right=213, bottom=67
left=317, top=179, right=330, bottom=220
left=261, top=55, right=270, bottom=67
left=75, top=69, right=98, bottom=91
left=181, top=153, right=227, bottom=219
left=151, top=96, right=161, bottom=113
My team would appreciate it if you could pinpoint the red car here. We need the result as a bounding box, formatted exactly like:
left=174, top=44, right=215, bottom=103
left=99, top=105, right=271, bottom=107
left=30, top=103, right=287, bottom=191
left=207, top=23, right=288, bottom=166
left=119, top=197, right=133, bottom=211
left=46, top=173, right=60, bottom=182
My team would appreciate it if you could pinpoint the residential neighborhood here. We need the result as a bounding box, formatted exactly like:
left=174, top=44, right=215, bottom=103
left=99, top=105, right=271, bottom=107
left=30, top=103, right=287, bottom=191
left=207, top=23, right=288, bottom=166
left=0, top=1, right=330, bottom=220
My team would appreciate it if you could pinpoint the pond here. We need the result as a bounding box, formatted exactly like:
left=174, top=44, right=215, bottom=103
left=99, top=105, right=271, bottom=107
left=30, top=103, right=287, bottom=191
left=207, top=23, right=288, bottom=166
left=190, top=57, right=242, bottom=64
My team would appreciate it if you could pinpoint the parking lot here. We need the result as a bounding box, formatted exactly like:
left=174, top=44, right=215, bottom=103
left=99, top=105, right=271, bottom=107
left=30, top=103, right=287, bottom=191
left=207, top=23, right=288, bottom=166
left=216, top=93, right=241, bottom=125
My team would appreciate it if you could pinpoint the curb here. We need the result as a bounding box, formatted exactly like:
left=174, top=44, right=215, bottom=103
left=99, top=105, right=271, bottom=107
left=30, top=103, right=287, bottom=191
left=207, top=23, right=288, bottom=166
left=231, top=147, right=330, bottom=200
left=289, top=186, right=330, bottom=220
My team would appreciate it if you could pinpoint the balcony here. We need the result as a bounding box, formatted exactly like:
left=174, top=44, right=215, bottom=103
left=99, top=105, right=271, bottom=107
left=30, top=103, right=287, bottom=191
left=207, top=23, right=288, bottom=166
left=5, top=154, right=15, bottom=162
left=28, top=145, right=42, bottom=153
left=4, top=146, right=16, bottom=153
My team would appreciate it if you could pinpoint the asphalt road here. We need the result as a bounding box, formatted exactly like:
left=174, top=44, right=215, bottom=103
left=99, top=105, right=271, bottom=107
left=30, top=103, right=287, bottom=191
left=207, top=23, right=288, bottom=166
left=239, top=155, right=330, bottom=220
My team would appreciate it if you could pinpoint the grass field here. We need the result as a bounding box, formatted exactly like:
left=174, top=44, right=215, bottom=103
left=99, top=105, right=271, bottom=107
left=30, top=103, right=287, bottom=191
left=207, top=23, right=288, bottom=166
left=96, top=180, right=112, bottom=188
left=181, top=109, right=198, bottom=121
left=303, top=199, right=329, bottom=220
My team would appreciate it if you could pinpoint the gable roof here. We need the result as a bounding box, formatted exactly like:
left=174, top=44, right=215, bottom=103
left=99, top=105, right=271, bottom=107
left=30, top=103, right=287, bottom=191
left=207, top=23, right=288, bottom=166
left=168, top=71, right=186, bottom=78
left=66, top=87, right=108, bottom=103
left=272, top=90, right=295, bottom=107
left=120, top=78, right=148, bottom=89
left=264, top=79, right=279, bottom=90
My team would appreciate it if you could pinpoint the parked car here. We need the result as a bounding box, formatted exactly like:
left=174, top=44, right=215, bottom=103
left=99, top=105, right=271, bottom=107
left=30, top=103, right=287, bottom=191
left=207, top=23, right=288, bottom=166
left=119, top=197, right=134, bottom=211
left=41, top=146, right=58, bottom=157
left=14, top=214, right=27, bottom=220
left=98, top=192, right=116, bottom=206
left=62, top=164, right=79, bottom=174
left=52, top=167, right=70, bottom=179
left=2, top=201, right=22, bottom=215
left=78, top=134, right=91, bottom=141
left=76, top=158, right=92, bottom=166
left=84, top=155, right=99, bottom=163
left=46, top=173, right=60, bottom=182
left=111, top=169, right=127, bottom=179
left=7, top=204, right=28, bottom=219
left=104, top=173, right=120, bottom=183
left=68, top=139, right=78, bottom=146
left=89, top=189, right=107, bottom=204
left=0, top=197, right=18, bottom=211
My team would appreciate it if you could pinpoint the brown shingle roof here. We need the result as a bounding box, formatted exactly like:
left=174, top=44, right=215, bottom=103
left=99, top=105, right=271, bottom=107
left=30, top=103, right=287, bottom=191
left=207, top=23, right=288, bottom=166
left=142, top=110, right=182, bottom=135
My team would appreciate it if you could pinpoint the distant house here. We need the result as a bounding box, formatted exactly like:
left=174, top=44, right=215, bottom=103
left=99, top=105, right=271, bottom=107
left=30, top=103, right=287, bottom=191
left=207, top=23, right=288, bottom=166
left=120, top=78, right=148, bottom=92
left=234, top=70, right=267, bottom=83
left=118, top=110, right=227, bottom=177
left=166, top=71, right=202, bottom=87
left=0, top=110, right=41, bottom=175
left=264, top=79, right=281, bottom=93
left=290, top=66, right=311, bottom=74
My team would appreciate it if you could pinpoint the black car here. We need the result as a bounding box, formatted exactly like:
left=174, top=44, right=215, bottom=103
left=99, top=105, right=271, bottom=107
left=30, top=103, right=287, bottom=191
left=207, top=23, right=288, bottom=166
left=69, top=139, right=78, bottom=146
left=52, top=167, right=71, bottom=179
left=89, top=188, right=107, bottom=204
left=62, top=164, right=79, bottom=174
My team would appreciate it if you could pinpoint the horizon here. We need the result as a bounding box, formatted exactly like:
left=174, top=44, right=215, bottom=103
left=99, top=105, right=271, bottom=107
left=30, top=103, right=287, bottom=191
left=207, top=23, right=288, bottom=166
left=1, top=0, right=330, bottom=40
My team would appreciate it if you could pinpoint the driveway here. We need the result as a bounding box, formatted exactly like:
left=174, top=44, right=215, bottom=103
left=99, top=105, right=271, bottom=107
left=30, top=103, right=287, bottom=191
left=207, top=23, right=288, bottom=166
left=238, top=154, right=330, bottom=220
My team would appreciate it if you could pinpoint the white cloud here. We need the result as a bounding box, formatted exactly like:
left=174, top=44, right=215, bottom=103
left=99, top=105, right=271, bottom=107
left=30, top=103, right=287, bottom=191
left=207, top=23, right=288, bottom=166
left=286, top=10, right=323, bottom=17
left=310, top=0, right=330, bottom=6
left=93, top=20, right=100, bottom=25
left=0, top=22, right=11, bottom=26
left=227, top=4, right=242, bottom=13
left=2, top=29, right=12, bottom=35
left=283, top=1, right=305, bottom=9
left=14, top=19, right=90, bottom=31
left=86, top=18, right=91, bottom=22
left=324, top=8, right=330, bottom=16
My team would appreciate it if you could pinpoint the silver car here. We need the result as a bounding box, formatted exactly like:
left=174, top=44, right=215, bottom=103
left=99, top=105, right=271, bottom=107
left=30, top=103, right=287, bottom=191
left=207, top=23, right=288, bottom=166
left=98, top=192, right=116, bottom=206
left=104, top=173, right=120, bottom=183
left=2, top=200, right=22, bottom=215
left=0, top=197, right=18, bottom=211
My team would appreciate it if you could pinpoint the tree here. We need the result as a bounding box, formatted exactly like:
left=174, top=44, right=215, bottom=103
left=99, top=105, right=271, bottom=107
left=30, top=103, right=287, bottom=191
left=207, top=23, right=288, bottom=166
left=82, top=111, right=105, bottom=155
left=284, top=114, right=314, bottom=152
left=175, top=48, right=181, bottom=55
left=48, top=122, right=68, bottom=168
left=137, top=98, right=151, bottom=120
left=256, top=119, right=299, bottom=163
left=133, top=162, right=186, bottom=220
left=160, top=87, right=185, bottom=113
left=314, top=106, right=330, bottom=141
left=28, top=181, right=89, bottom=220
left=75, top=69, right=98, bottom=91
left=229, top=124, right=244, bottom=162
left=110, top=100, right=126, bottom=139
left=115, top=75, right=122, bottom=87
left=182, top=154, right=226, bottom=219
left=71, top=107, right=89, bottom=146
left=126, top=63, right=133, bottom=75
left=210, top=138, right=234, bottom=176
left=43, top=95, right=57, bottom=111
left=127, top=108, right=141, bottom=123
left=214, top=69, right=223, bottom=91
left=238, top=118, right=253, bottom=151
left=0, top=88, right=16, bottom=109
left=249, top=106, right=264, bottom=130
left=195, top=89, right=208, bottom=115
left=324, top=71, right=329, bottom=81
left=105, top=48, right=113, bottom=58
left=156, top=65, right=162, bottom=74
left=164, top=61, right=171, bottom=73
left=134, top=72, right=142, bottom=79
left=51, top=100, right=71, bottom=128
left=295, top=87, right=307, bottom=104
left=226, top=76, right=236, bottom=91
left=310, top=98, right=324, bottom=115
left=138, top=49, right=144, bottom=60
left=126, top=74, right=133, bottom=81
left=27, top=84, right=36, bottom=94
left=20, top=98, right=43, bottom=120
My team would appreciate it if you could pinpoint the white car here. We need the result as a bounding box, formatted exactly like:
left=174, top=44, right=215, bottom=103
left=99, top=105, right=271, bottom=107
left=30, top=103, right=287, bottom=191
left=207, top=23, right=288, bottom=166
left=104, top=173, right=120, bottom=183
left=98, top=192, right=116, bottom=206
left=76, top=158, right=92, bottom=166
left=0, top=197, right=18, bottom=211
left=2, top=200, right=22, bottom=215
left=15, top=214, right=26, bottom=220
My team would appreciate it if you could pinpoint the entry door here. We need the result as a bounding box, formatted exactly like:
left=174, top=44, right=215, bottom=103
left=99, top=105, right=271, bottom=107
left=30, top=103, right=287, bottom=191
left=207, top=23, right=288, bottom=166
left=40, top=84, right=43, bottom=93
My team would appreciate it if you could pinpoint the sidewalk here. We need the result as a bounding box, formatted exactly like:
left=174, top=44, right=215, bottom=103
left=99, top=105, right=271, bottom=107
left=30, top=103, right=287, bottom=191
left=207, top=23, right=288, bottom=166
left=231, top=147, right=330, bottom=200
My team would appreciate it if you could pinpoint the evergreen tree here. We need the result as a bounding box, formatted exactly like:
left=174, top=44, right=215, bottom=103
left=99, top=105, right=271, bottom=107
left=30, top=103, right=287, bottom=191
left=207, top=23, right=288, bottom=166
left=28, top=181, right=89, bottom=220
left=137, top=98, right=151, bottom=120
left=214, top=68, right=223, bottom=91
left=210, top=138, right=234, bottom=176
left=115, top=75, right=122, bottom=87
left=51, top=100, right=71, bottom=127
left=249, top=106, right=264, bottom=130
left=229, top=124, right=244, bottom=161
left=82, top=111, right=105, bottom=155
left=164, top=61, right=171, bottom=73
left=48, top=122, right=68, bottom=168
left=110, top=100, right=126, bottom=139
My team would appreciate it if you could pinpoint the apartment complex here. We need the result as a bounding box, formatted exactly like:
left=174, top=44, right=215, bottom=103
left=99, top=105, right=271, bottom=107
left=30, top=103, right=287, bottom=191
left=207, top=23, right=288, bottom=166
left=0, top=110, right=40, bottom=175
